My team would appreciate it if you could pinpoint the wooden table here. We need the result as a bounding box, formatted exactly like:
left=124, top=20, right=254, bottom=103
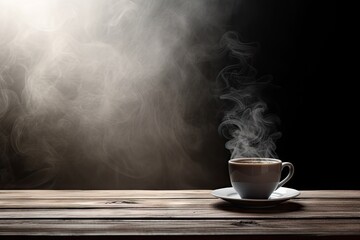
left=0, top=190, right=359, bottom=239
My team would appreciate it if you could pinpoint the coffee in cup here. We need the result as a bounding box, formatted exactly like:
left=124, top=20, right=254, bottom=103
left=228, top=157, right=294, bottom=199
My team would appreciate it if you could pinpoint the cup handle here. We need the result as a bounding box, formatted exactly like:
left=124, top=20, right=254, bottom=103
left=276, top=162, right=294, bottom=189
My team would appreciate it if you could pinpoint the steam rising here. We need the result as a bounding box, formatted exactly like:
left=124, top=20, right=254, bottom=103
left=217, top=32, right=281, bottom=159
left=0, top=0, right=280, bottom=189
left=0, top=0, right=235, bottom=189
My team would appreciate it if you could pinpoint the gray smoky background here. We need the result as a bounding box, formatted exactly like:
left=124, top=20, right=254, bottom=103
left=0, top=0, right=279, bottom=189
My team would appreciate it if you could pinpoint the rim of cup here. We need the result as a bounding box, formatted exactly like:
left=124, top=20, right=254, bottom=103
left=229, top=157, right=282, bottom=164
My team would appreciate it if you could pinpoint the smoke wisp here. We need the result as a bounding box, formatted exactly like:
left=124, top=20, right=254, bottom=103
left=217, top=32, right=281, bottom=159
left=0, top=0, right=280, bottom=189
left=0, top=0, right=234, bottom=189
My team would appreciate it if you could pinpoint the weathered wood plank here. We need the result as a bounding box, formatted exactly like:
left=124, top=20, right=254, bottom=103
left=0, top=203, right=359, bottom=219
left=297, top=190, right=360, bottom=199
left=0, top=198, right=359, bottom=210
left=0, top=190, right=358, bottom=238
left=0, top=190, right=359, bottom=199
left=0, top=190, right=211, bottom=199
left=0, top=219, right=359, bottom=236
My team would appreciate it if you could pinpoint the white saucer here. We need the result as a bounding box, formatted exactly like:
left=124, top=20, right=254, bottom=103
left=211, top=187, right=300, bottom=208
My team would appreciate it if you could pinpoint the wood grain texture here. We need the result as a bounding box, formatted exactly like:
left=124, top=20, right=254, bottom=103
left=0, top=219, right=359, bottom=236
left=0, top=190, right=359, bottom=199
left=0, top=190, right=359, bottom=238
left=0, top=190, right=210, bottom=199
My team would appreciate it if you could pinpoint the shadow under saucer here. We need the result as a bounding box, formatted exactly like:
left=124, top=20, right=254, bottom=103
left=212, top=200, right=304, bottom=213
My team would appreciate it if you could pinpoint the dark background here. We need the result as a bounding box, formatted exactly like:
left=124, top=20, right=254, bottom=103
left=230, top=0, right=357, bottom=189
left=1, top=0, right=356, bottom=190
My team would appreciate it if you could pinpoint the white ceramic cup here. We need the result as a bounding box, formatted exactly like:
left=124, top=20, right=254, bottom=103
left=228, top=157, right=294, bottom=199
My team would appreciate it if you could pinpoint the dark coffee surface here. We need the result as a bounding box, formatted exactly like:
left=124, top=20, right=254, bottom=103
left=231, top=159, right=279, bottom=165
